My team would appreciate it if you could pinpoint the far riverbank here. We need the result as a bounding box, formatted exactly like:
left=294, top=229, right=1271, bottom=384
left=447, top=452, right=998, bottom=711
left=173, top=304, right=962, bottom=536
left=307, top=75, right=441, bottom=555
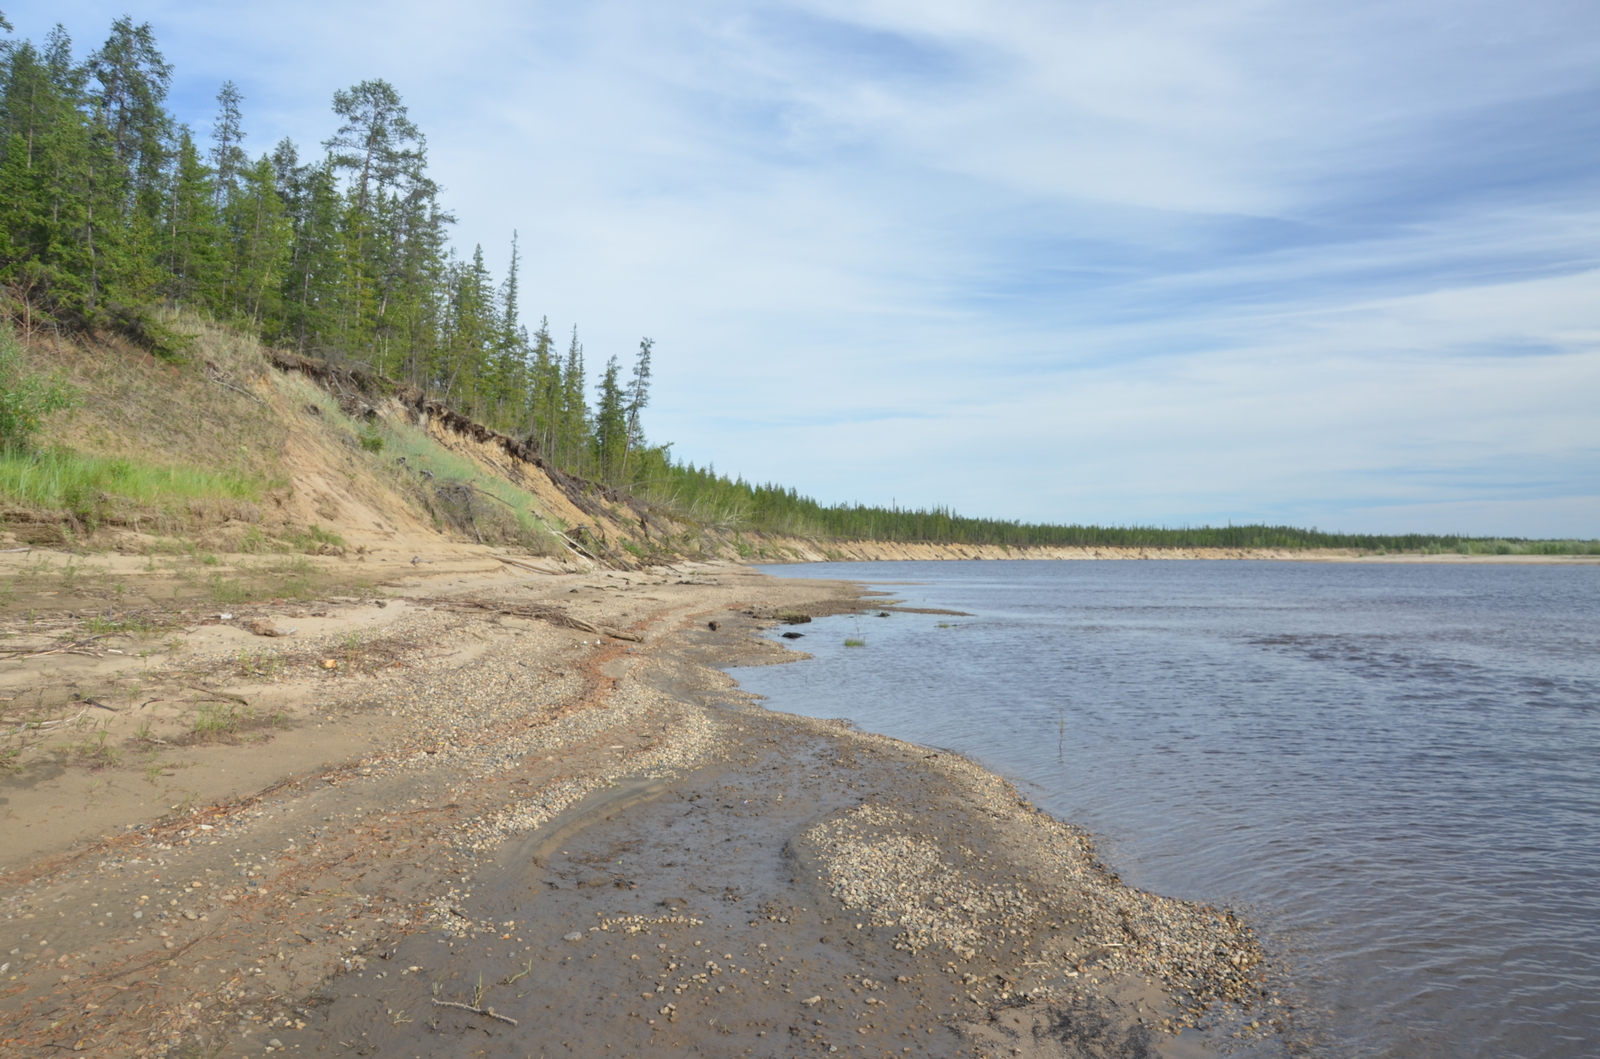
left=750, top=537, right=1600, bottom=563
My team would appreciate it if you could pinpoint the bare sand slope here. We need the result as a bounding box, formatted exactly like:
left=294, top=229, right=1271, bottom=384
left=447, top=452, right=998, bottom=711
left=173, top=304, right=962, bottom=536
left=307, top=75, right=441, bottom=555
left=0, top=563, right=1292, bottom=1059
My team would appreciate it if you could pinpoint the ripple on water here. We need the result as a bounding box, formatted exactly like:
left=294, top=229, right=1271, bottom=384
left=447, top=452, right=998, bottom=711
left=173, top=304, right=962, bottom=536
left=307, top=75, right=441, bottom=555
left=741, top=559, right=1600, bottom=1059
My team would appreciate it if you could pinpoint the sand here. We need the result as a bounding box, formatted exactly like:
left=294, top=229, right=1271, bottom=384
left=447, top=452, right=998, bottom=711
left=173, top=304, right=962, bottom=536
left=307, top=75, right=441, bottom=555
left=0, top=560, right=1289, bottom=1058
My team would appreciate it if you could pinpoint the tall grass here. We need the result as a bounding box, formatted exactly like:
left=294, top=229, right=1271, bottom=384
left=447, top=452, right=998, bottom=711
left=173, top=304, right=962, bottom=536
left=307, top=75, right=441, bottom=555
left=0, top=449, right=262, bottom=510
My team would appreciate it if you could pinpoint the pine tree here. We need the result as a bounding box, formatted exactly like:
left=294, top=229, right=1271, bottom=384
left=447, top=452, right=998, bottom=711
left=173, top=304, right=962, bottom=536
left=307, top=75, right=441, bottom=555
left=324, top=80, right=421, bottom=225
left=322, top=79, right=448, bottom=372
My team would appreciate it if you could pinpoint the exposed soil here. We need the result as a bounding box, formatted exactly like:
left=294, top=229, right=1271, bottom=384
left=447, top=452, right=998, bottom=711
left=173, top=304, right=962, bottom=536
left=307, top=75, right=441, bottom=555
left=0, top=561, right=1292, bottom=1059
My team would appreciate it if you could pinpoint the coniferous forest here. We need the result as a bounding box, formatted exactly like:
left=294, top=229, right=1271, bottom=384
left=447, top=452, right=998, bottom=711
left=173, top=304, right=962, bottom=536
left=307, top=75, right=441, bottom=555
left=1, top=15, right=1593, bottom=555
left=0, top=14, right=654, bottom=485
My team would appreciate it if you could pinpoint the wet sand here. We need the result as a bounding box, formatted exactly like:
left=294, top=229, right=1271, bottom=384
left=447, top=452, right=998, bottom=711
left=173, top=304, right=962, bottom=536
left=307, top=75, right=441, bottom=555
left=0, top=563, right=1280, bottom=1058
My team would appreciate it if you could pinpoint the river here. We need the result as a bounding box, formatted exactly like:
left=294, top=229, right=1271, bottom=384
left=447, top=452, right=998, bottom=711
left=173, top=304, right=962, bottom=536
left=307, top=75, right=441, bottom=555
left=737, top=559, right=1600, bottom=1058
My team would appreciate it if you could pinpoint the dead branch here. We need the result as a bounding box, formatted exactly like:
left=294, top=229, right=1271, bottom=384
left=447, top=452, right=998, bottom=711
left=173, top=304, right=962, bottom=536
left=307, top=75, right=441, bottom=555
left=430, top=999, right=518, bottom=1025
left=414, top=597, right=641, bottom=641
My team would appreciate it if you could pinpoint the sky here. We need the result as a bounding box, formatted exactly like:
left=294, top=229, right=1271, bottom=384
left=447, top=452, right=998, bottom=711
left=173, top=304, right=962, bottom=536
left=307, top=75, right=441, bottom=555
left=9, top=0, right=1599, bottom=537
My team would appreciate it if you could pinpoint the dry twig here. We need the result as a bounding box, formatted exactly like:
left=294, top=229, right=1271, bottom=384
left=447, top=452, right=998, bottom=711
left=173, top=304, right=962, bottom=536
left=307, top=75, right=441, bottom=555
left=430, top=999, right=518, bottom=1025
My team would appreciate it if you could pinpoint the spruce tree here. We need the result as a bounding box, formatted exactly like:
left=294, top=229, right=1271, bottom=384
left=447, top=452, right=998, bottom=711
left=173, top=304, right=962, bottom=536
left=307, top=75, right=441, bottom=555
left=162, top=128, right=223, bottom=311
left=225, top=153, right=289, bottom=328
left=621, top=336, right=652, bottom=478
left=0, top=35, right=96, bottom=322
left=209, top=80, right=246, bottom=210
left=559, top=325, right=589, bottom=472
left=88, top=17, right=171, bottom=223
left=527, top=315, right=558, bottom=455
left=593, top=354, right=626, bottom=482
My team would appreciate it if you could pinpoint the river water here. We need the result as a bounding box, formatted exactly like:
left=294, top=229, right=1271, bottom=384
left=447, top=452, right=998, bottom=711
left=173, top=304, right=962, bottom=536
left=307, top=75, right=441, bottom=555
left=737, top=560, right=1600, bottom=1059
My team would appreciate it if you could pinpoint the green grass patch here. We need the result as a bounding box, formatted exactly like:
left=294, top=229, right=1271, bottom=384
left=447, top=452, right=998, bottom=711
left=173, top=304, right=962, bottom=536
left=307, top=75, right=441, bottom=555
left=187, top=701, right=287, bottom=743
left=189, top=702, right=244, bottom=740
left=206, top=557, right=325, bottom=603
left=64, top=719, right=123, bottom=769
left=844, top=638, right=867, bottom=647
left=0, top=448, right=263, bottom=516
left=285, top=523, right=346, bottom=553
left=358, top=413, right=565, bottom=555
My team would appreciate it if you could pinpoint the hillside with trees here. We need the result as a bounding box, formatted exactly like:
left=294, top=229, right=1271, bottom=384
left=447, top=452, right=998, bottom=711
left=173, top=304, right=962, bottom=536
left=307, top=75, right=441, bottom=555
left=0, top=14, right=658, bottom=484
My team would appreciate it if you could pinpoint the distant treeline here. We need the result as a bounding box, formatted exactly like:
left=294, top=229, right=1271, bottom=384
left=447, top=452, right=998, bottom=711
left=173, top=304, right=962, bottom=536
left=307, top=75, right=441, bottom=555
left=643, top=462, right=1600, bottom=553
left=0, top=15, right=658, bottom=482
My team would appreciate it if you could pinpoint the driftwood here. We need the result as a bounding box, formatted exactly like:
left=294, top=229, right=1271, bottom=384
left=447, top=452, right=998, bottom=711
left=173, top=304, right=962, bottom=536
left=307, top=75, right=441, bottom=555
left=6, top=707, right=88, bottom=736
left=0, top=633, right=109, bottom=658
left=182, top=684, right=250, bottom=705
left=431, top=999, right=518, bottom=1025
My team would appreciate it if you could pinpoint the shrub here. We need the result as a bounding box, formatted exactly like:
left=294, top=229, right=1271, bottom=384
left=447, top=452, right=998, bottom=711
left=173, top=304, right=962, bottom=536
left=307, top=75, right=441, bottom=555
left=0, top=327, right=76, bottom=451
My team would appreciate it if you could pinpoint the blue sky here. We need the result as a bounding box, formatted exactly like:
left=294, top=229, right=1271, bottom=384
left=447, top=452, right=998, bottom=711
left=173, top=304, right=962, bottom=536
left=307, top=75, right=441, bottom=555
left=10, top=0, right=1599, bottom=536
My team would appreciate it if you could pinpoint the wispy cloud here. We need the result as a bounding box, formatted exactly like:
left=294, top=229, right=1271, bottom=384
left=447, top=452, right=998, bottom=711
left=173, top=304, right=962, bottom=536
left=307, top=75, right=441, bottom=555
left=14, top=0, right=1599, bottom=535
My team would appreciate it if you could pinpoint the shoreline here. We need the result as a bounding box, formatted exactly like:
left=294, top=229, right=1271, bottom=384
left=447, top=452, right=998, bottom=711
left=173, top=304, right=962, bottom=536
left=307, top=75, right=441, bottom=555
left=749, top=539, right=1599, bottom=564
left=0, top=561, right=1284, bottom=1057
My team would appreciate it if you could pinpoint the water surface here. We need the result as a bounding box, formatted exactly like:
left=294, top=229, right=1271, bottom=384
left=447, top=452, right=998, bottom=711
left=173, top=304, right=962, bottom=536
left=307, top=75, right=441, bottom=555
left=738, top=560, right=1600, bottom=1059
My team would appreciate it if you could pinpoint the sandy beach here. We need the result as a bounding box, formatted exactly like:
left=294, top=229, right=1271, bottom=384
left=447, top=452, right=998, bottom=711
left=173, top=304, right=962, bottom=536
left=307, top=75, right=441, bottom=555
left=0, top=560, right=1279, bottom=1058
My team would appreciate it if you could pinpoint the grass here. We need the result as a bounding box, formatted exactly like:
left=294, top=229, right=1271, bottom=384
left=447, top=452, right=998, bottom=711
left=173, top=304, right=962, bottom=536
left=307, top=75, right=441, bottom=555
left=18, top=316, right=291, bottom=504
left=82, top=611, right=161, bottom=636
left=285, top=523, right=346, bottom=553
left=358, top=410, right=566, bottom=555
left=0, top=448, right=263, bottom=521
left=71, top=719, right=122, bottom=769
left=187, top=701, right=286, bottom=743
left=234, top=649, right=289, bottom=681
left=844, top=638, right=867, bottom=647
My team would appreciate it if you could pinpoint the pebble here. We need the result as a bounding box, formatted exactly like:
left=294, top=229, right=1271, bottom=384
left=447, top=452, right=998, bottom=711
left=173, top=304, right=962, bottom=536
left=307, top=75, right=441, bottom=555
left=799, top=737, right=1271, bottom=1031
